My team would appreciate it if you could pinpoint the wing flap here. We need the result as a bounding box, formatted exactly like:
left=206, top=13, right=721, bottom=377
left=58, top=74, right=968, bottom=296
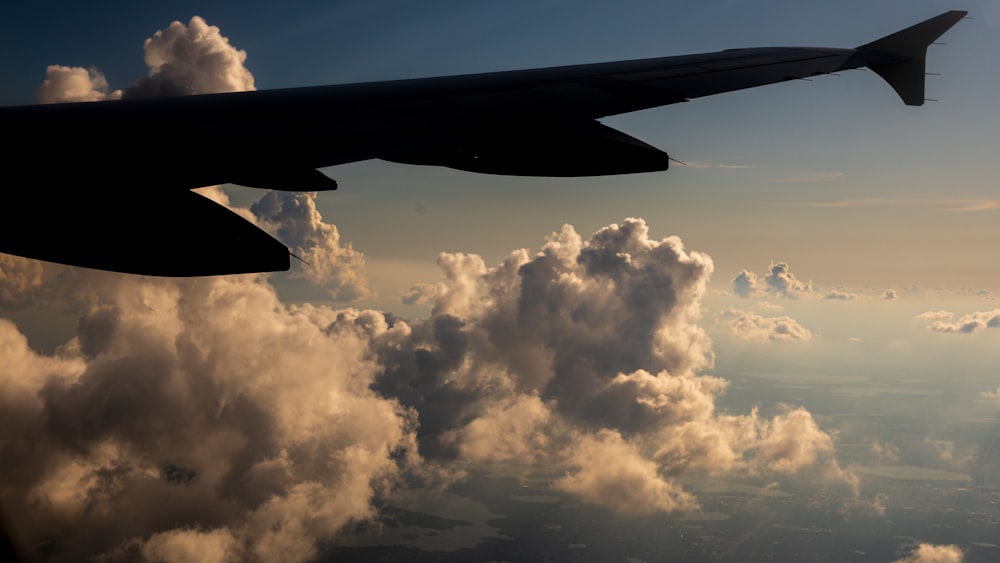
left=383, top=120, right=672, bottom=177
left=0, top=190, right=289, bottom=276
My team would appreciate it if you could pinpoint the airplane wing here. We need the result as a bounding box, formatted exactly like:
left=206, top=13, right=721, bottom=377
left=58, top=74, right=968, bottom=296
left=0, top=10, right=966, bottom=276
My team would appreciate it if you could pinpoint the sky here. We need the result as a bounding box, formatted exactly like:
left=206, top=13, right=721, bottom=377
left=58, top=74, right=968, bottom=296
left=1, top=1, right=999, bottom=562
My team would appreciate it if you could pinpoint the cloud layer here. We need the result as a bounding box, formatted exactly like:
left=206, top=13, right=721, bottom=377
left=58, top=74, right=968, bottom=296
left=917, top=309, right=1000, bottom=333
left=3, top=16, right=856, bottom=562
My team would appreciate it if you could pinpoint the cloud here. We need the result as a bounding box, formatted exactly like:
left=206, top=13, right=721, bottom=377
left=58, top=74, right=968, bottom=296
left=36, top=65, right=122, bottom=103
left=883, top=289, right=897, bottom=300
left=892, top=543, right=964, bottom=563
left=6, top=16, right=861, bottom=560
left=250, top=191, right=372, bottom=300
left=764, top=262, right=811, bottom=299
left=916, top=311, right=953, bottom=322
left=927, top=440, right=977, bottom=470
left=1, top=277, right=416, bottom=563
left=441, top=393, right=552, bottom=464
left=123, top=16, right=254, bottom=98
left=719, top=308, right=812, bottom=342
left=918, top=309, right=1000, bottom=333
left=732, top=269, right=758, bottom=298
left=824, top=289, right=857, bottom=300
left=0, top=254, right=47, bottom=308
left=870, top=441, right=900, bottom=464
left=554, top=430, right=699, bottom=516
left=733, top=262, right=812, bottom=299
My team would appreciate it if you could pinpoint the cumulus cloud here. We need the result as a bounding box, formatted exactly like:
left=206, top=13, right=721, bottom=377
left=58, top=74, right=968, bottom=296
left=918, top=309, right=1000, bottom=333
left=36, top=65, right=122, bottom=103
left=732, top=269, right=758, bottom=298
left=6, top=16, right=860, bottom=560
left=250, top=191, right=371, bottom=300
left=733, top=262, right=812, bottom=299
left=927, top=440, right=977, bottom=470
left=1, top=277, right=415, bottom=563
left=554, top=430, right=699, bottom=516
left=0, top=215, right=854, bottom=559
left=0, top=254, right=47, bottom=308
left=123, top=16, right=254, bottom=98
left=764, top=262, right=812, bottom=299
left=893, top=543, right=964, bottom=563
left=719, top=308, right=813, bottom=342
left=883, top=289, right=897, bottom=300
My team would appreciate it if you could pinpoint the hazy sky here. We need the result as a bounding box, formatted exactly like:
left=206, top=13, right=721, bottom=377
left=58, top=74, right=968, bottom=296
left=1, top=1, right=998, bottom=562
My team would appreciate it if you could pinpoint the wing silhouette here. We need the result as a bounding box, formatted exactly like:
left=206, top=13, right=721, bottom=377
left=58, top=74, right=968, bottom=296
left=0, top=11, right=966, bottom=275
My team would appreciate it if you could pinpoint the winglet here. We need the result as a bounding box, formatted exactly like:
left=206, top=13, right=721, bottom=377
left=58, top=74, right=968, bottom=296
left=857, top=10, right=967, bottom=106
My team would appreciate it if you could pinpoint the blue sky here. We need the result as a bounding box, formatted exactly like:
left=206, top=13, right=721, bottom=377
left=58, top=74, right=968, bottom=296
left=2, top=1, right=999, bottom=561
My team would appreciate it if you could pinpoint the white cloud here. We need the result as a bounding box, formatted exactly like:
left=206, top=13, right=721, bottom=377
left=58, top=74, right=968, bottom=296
left=124, top=16, right=254, bottom=98
left=764, top=262, right=811, bottom=299
left=36, top=65, right=122, bottom=103
left=250, top=191, right=371, bottom=300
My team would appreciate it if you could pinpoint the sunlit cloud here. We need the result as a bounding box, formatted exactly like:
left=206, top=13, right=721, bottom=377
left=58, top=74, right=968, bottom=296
left=2, top=15, right=865, bottom=561
left=123, top=16, right=255, bottom=98
left=719, top=308, right=813, bottom=342
left=917, top=309, right=1000, bottom=333
left=36, top=65, right=122, bottom=103
left=824, top=289, right=857, bottom=300
left=892, top=543, right=964, bottom=563
left=733, top=262, right=812, bottom=300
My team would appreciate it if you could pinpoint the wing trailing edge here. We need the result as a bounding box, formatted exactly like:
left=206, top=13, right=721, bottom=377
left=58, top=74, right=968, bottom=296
left=1, top=190, right=290, bottom=276
left=856, top=10, right=967, bottom=106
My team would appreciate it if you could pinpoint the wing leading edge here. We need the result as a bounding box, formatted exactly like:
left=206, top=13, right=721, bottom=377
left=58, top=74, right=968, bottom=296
left=0, top=10, right=966, bottom=276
